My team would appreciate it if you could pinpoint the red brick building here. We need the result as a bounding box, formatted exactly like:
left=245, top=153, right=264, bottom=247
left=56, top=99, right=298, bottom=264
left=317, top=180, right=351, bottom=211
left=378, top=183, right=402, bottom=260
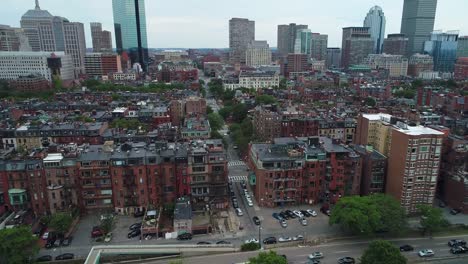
left=454, top=57, right=468, bottom=80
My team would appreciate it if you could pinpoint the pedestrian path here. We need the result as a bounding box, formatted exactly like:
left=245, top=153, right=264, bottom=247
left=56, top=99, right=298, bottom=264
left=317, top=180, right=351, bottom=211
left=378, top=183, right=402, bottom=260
left=228, top=160, right=246, bottom=167
left=228, top=175, right=248, bottom=182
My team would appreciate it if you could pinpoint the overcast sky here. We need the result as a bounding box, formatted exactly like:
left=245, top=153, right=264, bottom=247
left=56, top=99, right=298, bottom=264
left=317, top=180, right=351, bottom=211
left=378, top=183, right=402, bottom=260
left=1, top=0, right=467, bottom=49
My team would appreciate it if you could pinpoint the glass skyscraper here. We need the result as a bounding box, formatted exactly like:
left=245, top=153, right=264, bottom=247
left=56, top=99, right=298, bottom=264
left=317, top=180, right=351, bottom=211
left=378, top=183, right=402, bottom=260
left=401, top=0, right=438, bottom=56
left=424, top=31, right=459, bottom=73
left=294, top=29, right=312, bottom=55
left=112, top=0, right=148, bottom=71
left=363, top=6, right=386, bottom=54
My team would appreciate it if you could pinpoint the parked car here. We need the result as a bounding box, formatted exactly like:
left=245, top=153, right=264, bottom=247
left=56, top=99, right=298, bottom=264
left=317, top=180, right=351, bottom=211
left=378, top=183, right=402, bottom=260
left=272, top=213, right=283, bottom=221
left=247, top=200, right=254, bottom=207
left=53, top=239, right=61, bottom=247
left=280, top=219, right=288, bottom=228
left=450, top=209, right=461, bottom=215
left=127, top=229, right=141, bottom=239
left=253, top=216, right=261, bottom=225
left=301, top=210, right=311, bottom=217
left=399, top=245, right=414, bottom=252
left=438, top=201, right=446, bottom=208
left=41, top=231, right=49, bottom=240
left=36, top=255, right=52, bottom=262
left=263, top=237, right=277, bottom=244
left=278, top=236, right=292, bottom=243
left=55, top=253, right=74, bottom=260
left=418, top=249, right=434, bottom=257
left=245, top=238, right=259, bottom=244
left=91, top=226, right=104, bottom=238
left=197, top=241, right=211, bottom=245
left=293, top=235, right=304, bottom=241
left=286, top=210, right=296, bottom=218
left=338, top=257, right=355, bottom=264
left=216, top=240, right=231, bottom=245
left=236, top=208, right=244, bottom=216
left=232, top=201, right=239, bottom=209
left=451, top=246, right=468, bottom=254
left=134, top=210, right=145, bottom=218
left=61, top=237, right=72, bottom=246
left=177, top=233, right=193, bottom=240
left=307, top=209, right=318, bottom=217
left=293, top=210, right=304, bottom=218
left=129, top=222, right=142, bottom=231
left=279, top=212, right=290, bottom=220
left=104, top=232, right=112, bottom=243
left=300, top=217, right=308, bottom=226
left=308, top=252, right=324, bottom=259
left=307, top=260, right=321, bottom=264
left=45, top=240, right=54, bottom=249
left=448, top=239, right=466, bottom=247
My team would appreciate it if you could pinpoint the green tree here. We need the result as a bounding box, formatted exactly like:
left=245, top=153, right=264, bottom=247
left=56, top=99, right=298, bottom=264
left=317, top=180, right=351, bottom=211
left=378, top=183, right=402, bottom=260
left=417, top=205, right=449, bottom=236
left=364, top=97, right=376, bottom=107
left=256, top=94, right=277, bottom=105
left=278, top=78, right=287, bottom=90
left=248, top=251, right=287, bottom=264
left=0, top=226, right=39, bottom=264
left=52, top=74, right=63, bottom=90
left=240, top=242, right=261, bottom=252
left=218, top=106, right=233, bottom=120
left=232, top=103, right=248, bottom=123
left=207, top=113, right=224, bottom=131
left=100, top=218, right=114, bottom=234
left=210, top=130, right=223, bottom=139
left=330, top=194, right=407, bottom=235
left=206, top=106, right=213, bottom=114
left=360, top=240, right=407, bottom=264
left=49, top=212, right=73, bottom=235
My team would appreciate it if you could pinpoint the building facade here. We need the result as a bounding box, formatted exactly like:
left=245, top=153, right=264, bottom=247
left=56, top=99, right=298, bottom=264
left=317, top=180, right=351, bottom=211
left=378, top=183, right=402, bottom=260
left=0, top=51, right=74, bottom=82
left=310, top=33, right=328, bottom=61
left=424, top=31, right=459, bottom=73
left=382, top=34, right=409, bottom=56
left=284, top=53, right=309, bottom=77
left=408, top=53, right=434, bottom=77
left=245, top=40, right=272, bottom=67
left=229, top=18, right=255, bottom=65
left=277, top=23, right=308, bottom=56
left=326, top=48, right=341, bottom=68
left=112, top=0, right=148, bottom=71
left=294, top=29, right=312, bottom=55
left=400, top=0, right=438, bottom=56
left=90, top=22, right=113, bottom=53
left=454, top=57, right=468, bottom=80
left=364, top=54, right=409, bottom=77
left=84, top=53, right=122, bottom=79
left=341, top=27, right=374, bottom=69
left=0, top=25, right=31, bottom=52
left=363, top=6, right=386, bottom=54
left=457, top=36, right=468, bottom=58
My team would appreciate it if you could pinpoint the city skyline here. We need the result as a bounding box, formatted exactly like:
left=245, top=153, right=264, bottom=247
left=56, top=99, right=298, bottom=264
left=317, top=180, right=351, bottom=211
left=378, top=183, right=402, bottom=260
left=1, top=0, right=467, bottom=48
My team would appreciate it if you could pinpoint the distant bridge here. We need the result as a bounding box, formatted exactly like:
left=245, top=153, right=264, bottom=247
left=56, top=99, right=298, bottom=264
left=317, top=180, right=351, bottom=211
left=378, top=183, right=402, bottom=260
left=84, top=244, right=238, bottom=264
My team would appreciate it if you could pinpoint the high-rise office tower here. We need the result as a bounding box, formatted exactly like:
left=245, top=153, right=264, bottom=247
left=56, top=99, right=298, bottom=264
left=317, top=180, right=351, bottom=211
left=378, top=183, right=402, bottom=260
left=424, top=30, right=459, bottom=73
left=20, top=0, right=86, bottom=76
left=294, top=29, right=312, bottom=54
left=363, top=6, right=386, bottom=53
left=245, top=40, right=272, bottom=67
left=326, top=48, right=341, bottom=68
left=341, top=27, right=374, bottom=69
left=0, top=25, right=31, bottom=51
left=90, top=22, right=113, bottom=53
left=310, top=33, right=328, bottom=61
left=229, top=18, right=255, bottom=65
left=112, top=0, right=148, bottom=71
left=457, top=36, right=468, bottom=58
left=382, top=34, right=409, bottom=56
left=277, top=23, right=308, bottom=56
left=401, top=0, right=438, bottom=56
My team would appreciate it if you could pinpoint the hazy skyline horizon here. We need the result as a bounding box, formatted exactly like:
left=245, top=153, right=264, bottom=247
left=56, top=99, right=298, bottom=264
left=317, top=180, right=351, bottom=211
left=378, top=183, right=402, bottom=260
left=1, top=0, right=467, bottom=49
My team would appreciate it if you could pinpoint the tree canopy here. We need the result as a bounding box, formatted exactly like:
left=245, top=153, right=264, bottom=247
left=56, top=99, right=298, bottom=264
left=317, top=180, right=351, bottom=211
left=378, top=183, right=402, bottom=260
left=0, top=226, right=39, bottom=264
left=49, top=212, right=73, bottom=235
left=207, top=113, right=224, bottom=131
left=360, top=240, right=407, bottom=264
left=110, top=118, right=146, bottom=130
left=256, top=94, right=277, bottom=105
left=248, top=251, right=287, bottom=264
left=329, top=194, right=407, bottom=235
left=417, top=205, right=449, bottom=236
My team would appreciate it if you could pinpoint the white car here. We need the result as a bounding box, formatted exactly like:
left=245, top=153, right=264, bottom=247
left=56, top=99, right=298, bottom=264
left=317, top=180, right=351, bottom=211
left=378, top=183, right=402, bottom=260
left=247, top=200, right=254, bottom=207
left=278, top=236, right=292, bottom=243
left=418, top=249, right=434, bottom=257
left=280, top=220, right=288, bottom=228
left=41, top=231, right=49, bottom=240
left=300, top=217, right=308, bottom=226
left=293, top=210, right=304, bottom=218
left=308, top=252, right=324, bottom=259
left=245, top=194, right=251, bottom=200
left=292, top=235, right=304, bottom=241
left=245, top=238, right=259, bottom=244
left=307, top=209, right=318, bottom=217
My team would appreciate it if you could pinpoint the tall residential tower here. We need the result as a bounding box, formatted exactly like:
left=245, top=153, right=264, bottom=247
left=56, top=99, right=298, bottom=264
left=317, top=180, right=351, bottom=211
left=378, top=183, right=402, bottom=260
left=90, top=22, right=113, bottom=53
left=112, top=0, right=148, bottom=71
left=401, top=0, right=438, bottom=56
left=277, top=23, right=308, bottom=56
left=229, top=18, right=255, bottom=65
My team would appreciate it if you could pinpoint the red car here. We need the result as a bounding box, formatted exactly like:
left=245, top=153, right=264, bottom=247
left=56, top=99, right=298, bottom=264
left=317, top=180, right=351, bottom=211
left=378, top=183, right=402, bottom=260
left=91, top=226, right=104, bottom=238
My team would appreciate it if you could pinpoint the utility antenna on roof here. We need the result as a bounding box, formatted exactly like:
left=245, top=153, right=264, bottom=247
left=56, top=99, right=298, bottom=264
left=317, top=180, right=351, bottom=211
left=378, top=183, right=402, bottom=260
left=35, top=0, right=40, bottom=10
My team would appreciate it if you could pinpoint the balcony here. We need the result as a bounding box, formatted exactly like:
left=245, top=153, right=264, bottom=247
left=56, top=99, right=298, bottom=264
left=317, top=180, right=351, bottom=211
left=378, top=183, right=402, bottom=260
left=273, top=177, right=296, bottom=182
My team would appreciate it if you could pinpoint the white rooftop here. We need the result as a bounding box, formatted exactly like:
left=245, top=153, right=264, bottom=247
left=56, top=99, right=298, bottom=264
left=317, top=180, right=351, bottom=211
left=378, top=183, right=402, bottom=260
left=394, top=125, right=444, bottom=136
left=43, top=153, right=64, bottom=162
left=362, top=113, right=392, bottom=121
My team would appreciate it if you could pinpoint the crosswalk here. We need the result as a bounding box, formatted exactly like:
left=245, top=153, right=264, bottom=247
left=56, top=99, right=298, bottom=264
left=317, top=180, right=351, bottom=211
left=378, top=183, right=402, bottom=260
left=228, top=175, right=248, bottom=182
left=228, top=160, right=246, bottom=167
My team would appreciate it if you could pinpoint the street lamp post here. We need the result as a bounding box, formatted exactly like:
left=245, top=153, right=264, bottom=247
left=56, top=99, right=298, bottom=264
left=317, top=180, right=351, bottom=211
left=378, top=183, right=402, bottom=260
left=258, top=223, right=263, bottom=250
